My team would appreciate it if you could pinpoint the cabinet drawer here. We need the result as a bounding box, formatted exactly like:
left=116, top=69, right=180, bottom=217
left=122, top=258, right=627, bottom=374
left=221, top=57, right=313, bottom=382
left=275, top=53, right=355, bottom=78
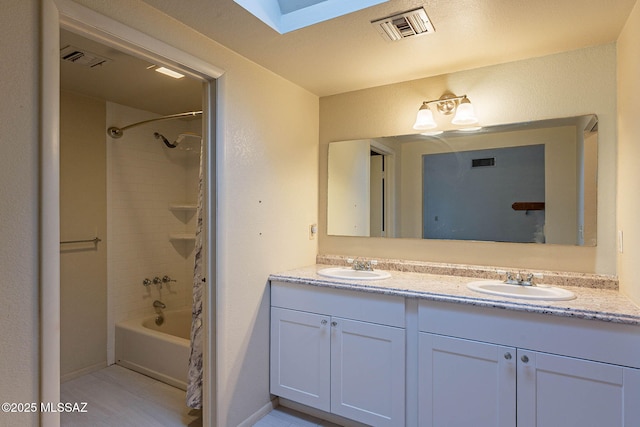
left=418, top=299, right=640, bottom=369
left=271, top=281, right=405, bottom=328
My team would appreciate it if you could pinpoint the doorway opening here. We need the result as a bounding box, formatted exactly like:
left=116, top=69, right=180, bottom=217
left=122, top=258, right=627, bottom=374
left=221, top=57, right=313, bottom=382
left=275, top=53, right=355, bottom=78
left=42, top=2, right=222, bottom=426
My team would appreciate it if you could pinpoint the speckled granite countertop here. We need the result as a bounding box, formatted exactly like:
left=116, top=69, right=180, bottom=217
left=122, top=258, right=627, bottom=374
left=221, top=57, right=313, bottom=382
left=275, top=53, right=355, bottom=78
left=269, top=264, right=640, bottom=326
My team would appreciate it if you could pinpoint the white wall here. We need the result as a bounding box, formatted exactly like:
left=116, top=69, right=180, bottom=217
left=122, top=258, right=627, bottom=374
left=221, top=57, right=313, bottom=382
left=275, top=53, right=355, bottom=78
left=320, top=44, right=617, bottom=275
left=617, top=0, right=640, bottom=304
left=107, top=102, right=199, bottom=362
left=0, top=1, right=40, bottom=426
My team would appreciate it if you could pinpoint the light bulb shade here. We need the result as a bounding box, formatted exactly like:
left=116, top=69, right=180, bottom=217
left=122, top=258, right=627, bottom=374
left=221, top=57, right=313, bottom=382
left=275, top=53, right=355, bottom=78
left=413, top=107, right=437, bottom=130
left=452, top=102, right=478, bottom=125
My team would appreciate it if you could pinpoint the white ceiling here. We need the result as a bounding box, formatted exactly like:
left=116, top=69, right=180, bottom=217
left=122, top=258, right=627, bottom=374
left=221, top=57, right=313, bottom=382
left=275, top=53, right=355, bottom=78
left=141, top=0, right=638, bottom=96
left=60, top=30, right=203, bottom=115
left=61, top=0, right=637, bottom=116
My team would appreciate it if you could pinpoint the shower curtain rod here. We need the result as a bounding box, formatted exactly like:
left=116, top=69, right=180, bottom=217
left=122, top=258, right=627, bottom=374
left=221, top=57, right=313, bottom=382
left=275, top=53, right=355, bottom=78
left=107, top=110, right=202, bottom=139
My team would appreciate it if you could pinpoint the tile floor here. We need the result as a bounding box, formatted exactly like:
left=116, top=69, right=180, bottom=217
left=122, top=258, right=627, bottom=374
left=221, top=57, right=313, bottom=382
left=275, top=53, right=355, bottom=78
left=60, top=365, right=341, bottom=427
left=60, top=365, right=200, bottom=427
left=253, top=406, right=343, bottom=427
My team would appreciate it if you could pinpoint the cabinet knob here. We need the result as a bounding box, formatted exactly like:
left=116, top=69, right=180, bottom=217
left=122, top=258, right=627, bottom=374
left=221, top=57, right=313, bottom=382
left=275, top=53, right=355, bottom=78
left=504, top=352, right=512, bottom=360
left=321, top=320, right=327, bottom=325
left=331, top=321, right=338, bottom=327
left=521, top=355, right=530, bottom=363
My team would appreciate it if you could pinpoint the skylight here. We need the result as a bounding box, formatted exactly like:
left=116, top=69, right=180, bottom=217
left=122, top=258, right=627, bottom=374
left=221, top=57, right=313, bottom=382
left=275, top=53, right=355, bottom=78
left=278, top=0, right=326, bottom=15
left=234, top=0, right=388, bottom=34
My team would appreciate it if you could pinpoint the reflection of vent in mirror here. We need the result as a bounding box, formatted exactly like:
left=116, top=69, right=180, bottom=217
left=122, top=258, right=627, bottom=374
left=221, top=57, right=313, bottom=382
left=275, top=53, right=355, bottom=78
left=472, top=158, right=495, bottom=168
left=372, top=7, right=435, bottom=42
left=60, top=45, right=111, bottom=68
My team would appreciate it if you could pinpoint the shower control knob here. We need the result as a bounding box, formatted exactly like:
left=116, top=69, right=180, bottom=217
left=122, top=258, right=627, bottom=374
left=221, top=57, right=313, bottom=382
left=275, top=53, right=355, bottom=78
left=142, top=278, right=152, bottom=287
left=152, top=277, right=162, bottom=284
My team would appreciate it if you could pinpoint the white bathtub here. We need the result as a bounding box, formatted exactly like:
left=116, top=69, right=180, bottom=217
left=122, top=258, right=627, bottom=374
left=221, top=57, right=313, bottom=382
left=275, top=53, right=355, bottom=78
left=115, top=308, right=191, bottom=390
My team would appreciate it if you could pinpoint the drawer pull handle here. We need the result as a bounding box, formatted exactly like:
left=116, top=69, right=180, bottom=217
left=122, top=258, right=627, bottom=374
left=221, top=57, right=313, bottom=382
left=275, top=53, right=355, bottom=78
left=521, top=355, right=530, bottom=363
left=321, top=320, right=327, bottom=325
left=504, top=352, right=512, bottom=360
left=331, top=321, right=338, bottom=327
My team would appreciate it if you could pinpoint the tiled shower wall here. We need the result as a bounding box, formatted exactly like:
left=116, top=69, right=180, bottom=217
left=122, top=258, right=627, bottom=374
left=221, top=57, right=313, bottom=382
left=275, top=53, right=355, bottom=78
left=106, top=102, right=200, bottom=361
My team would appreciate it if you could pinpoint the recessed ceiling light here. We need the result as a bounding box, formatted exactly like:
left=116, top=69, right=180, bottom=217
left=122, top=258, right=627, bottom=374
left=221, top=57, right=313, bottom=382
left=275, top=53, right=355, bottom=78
left=155, top=66, right=185, bottom=79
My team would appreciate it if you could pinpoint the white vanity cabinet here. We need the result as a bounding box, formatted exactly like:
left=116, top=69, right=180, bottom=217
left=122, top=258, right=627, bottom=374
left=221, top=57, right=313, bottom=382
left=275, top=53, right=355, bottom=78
left=270, top=307, right=331, bottom=411
left=516, top=349, right=640, bottom=427
left=270, top=281, right=406, bottom=426
left=418, top=300, right=640, bottom=427
left=418, top=333, right=516, bottom=427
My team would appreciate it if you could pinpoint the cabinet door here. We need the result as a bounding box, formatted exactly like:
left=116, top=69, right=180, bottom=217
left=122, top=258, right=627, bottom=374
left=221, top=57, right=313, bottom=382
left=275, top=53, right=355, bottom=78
left=270, top=307, right=331, bottom=412
left=418, top=333, right=516, bottom=427
left=517, top=350, right=640, bottom=427
left=331, top=317, right=405, bottom=426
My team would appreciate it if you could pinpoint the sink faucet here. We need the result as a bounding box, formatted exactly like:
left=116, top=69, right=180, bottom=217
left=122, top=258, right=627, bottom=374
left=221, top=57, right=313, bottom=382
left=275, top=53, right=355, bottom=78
left=347, top=258, right=378, bottom=271
left=501, top=271, right=541, bottom=287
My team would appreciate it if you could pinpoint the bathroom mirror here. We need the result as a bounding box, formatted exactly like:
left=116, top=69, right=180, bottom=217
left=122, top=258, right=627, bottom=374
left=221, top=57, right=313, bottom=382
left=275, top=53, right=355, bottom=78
left=327, top=114, right=597, bottom=246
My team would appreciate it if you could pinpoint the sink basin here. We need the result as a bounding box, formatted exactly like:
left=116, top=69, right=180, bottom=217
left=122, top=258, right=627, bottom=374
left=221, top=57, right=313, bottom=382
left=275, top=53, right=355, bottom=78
left=467, top=280, right=576, bottom=301
left=317, top=267, right=391, bottom=281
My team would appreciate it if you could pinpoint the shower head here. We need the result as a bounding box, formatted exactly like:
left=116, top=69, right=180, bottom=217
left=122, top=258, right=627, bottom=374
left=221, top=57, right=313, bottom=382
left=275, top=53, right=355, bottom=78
left=174, top=133, right=202, bottom=152
left=154, top=132, right=178, bottom=148
left=154, top=132, right=201, bottom=150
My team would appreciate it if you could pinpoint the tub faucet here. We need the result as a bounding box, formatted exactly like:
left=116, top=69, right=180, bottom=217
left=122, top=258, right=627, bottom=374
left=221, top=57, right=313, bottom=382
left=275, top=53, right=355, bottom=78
left=153, top=300, right=166, bottom=309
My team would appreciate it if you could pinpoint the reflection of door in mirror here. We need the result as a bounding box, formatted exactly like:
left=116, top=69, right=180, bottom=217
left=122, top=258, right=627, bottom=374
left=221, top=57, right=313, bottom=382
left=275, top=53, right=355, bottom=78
left=327, top=140, right=396, bottom=237
left=422, top=145, right=545, bottom=243
left=327, top=140, right=371, bottom=236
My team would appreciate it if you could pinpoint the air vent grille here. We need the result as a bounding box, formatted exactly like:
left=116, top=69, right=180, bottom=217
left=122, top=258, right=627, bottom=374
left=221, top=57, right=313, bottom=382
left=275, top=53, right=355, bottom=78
left=372, top=7, right=435, bottom=42
left=60, top=45, right=111, bottom=68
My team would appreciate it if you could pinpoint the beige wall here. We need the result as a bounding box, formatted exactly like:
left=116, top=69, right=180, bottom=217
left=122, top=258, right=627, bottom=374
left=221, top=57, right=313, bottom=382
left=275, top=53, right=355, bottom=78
left=66, top=1, right=319, bottom=426
left=320, top=44, right=617, bottom=275
left=617, top=0, right=640, bottom=304
left=60, top=90, right=108, bottom=380
left=0, top=1, right=40, bottom=426
left=1, top=1, right=318, bottom=426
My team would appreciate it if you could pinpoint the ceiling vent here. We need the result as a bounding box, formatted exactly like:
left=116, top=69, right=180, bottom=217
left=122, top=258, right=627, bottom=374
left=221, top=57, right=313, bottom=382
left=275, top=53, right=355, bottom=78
left=371, top=7, right=435, bottom=42
left=60, top=45, right=111, bottom=68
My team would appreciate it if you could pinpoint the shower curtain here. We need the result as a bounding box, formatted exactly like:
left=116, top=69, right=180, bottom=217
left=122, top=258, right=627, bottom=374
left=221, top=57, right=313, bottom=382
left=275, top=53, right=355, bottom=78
left=187, top=143, right=204, bottom=409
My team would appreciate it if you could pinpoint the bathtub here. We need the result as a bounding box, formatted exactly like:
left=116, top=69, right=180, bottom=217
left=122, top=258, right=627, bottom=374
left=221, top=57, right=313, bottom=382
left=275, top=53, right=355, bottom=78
left=115, top=308, right=192, bottom=390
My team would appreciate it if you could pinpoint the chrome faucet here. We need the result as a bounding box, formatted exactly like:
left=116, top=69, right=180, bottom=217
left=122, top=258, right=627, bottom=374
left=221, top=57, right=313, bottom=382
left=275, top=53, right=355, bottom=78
left=501, top=271, right=541, bottom=287
left=347, top=258, right=378, bottom=271
left=153, top=300, right=166, bottom=309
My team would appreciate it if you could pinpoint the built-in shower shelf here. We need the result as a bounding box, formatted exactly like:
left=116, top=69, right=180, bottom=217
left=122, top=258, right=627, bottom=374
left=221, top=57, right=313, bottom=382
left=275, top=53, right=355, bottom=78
left=169, top=203, right=197, bottom=212
left=169, top=233, right=196, bottom=241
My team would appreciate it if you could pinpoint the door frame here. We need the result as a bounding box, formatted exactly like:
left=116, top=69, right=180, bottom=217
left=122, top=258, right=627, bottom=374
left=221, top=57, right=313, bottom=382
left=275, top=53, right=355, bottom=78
left=370, top=140, right=396, bottom=238
left=41, top=1, right=223, bottom=425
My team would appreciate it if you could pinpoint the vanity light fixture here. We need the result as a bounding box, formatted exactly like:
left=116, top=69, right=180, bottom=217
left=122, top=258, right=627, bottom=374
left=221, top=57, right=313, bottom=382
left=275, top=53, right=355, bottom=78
left=413, top=93, right=479, bottom=130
